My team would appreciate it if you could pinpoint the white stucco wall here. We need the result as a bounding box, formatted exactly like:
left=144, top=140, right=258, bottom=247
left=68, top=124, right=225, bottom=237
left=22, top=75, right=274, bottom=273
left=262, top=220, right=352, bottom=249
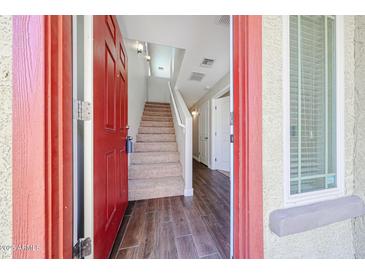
left=147, top=76, right=170, bottom=103
left=0, top=16, right=12, bottom=259
left=353, top=15, right=365, bottom=259
left=262, top=16, right=356, bottom=259
left=125, top=39, right=149, bottom=144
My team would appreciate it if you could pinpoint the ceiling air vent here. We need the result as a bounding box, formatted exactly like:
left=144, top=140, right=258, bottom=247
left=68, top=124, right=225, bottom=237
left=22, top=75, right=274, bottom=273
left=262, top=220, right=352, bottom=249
left=200, top=58, right=215, bottom=68
left=216, top=15, right=230, bottom=27
left=189, top=72, right=205, bottom=82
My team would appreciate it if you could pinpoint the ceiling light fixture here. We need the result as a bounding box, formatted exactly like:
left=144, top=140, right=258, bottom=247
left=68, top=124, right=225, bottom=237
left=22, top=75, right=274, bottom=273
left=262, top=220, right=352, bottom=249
left=191, top=110, right=199, bottom=117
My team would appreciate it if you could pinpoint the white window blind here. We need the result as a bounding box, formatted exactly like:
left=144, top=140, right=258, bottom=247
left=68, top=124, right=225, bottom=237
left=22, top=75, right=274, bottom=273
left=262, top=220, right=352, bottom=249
left=289, top=15, right=337, bottom=195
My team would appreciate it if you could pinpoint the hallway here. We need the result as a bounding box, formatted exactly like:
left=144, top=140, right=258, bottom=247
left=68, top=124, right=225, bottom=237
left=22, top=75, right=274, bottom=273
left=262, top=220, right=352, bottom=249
left=111, top=160, right=230, bottom=259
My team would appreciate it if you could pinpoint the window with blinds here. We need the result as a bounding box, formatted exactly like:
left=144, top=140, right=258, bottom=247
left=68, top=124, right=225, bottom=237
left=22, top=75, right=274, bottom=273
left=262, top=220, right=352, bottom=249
left=289, top=15, right=337, bottom=195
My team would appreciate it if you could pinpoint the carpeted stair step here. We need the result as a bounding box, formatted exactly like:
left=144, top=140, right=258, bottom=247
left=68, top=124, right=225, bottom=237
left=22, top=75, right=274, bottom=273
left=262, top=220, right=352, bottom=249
left=137, top=133, right=175, bottom=142
left=128, top=176, right=184, bottom=201
left=138, top=127, right=175, bottom=134
left=130, top=152, right=179, bottom=164
left=144, top=107, right=171, bottom=113
left=143, top=111, right=172, bottom=117
left=129, top=163, right=182, bottom=179
left=134, top=142, right=177, bottom=152
left=140, top=121, right=173, bottom=127
left=145, top=102, right=170, bottom=107
left=142, top=115, right=172, bottom=122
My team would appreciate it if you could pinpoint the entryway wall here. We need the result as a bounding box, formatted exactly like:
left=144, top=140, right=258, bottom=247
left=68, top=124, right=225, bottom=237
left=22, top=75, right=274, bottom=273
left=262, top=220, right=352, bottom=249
left=0, top=15, right=12, bottom=259
left=191, top=73, right=229, bottom=168
left=147, top=76, right=170, bottom=103
left=353, top=15, right=365, bottom=259
left=124, top=39, right=149, bottom=143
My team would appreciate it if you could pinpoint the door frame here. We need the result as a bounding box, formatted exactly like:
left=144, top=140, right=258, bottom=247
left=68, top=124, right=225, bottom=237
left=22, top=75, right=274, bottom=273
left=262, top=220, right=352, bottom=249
left=83, top=15, right=94, bottom=259
left=13, top=15, right=73, bottom=258
left=12, top=14, right=264, bottom=260
left=233, top=15, right=263, bottom=259
left=211, top=84, right=230, bottom=170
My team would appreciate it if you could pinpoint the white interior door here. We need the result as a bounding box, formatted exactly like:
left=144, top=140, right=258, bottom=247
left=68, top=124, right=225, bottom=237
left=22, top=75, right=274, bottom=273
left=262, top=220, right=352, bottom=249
left=215, top=96, right=230, bottom=171
left=199, top=101, right=209, bottom=166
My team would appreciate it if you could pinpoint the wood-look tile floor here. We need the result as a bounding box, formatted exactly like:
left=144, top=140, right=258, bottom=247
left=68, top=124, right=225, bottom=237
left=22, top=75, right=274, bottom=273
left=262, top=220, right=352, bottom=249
left=110, top=160, right=230, bottom=259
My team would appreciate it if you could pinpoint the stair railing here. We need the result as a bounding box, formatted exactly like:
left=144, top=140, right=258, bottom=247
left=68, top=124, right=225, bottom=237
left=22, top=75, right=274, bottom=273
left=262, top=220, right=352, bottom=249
left=168, top=81, right=193, bottom=196
left=168, top=81, right=185, bottom=129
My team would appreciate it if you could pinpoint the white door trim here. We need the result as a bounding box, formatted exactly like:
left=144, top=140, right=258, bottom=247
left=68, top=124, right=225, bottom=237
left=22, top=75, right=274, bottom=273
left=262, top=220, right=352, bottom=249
left=229, top=15, right=234, bottom=259
left=83, top=15, right=94, bottom=259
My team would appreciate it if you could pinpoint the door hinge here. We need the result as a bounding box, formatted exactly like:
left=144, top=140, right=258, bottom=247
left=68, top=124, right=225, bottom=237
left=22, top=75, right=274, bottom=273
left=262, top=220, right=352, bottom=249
left=215, top=157, right=217, bottom=162
left=73, top=237, right=92, bottom=259
left=230, top=112, right=234, bottom=126
left=73, top=100, right=92, bottom=121
left=215, top=106, right=217, bottom=110
left=230, top=134, right=234, bottom=143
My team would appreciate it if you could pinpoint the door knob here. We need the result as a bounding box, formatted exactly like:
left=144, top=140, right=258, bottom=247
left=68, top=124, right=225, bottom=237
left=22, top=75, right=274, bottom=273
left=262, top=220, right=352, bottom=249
left=204, top=137, right=208, bottom=140
left=126, top=125, right=130, bottom=129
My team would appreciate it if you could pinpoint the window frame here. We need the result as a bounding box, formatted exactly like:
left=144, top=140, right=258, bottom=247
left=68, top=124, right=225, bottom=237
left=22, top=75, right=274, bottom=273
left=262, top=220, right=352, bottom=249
left=283, top=15, right=345, bottom=207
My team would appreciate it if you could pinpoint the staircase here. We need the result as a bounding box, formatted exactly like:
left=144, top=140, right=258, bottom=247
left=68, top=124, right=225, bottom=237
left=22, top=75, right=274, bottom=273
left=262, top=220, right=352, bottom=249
left=128, top=102, right=185, bottom=201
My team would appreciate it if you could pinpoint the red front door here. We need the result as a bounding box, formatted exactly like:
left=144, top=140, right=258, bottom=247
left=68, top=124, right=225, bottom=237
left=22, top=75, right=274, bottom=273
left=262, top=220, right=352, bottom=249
left=93, top=15, right=128, bottom=259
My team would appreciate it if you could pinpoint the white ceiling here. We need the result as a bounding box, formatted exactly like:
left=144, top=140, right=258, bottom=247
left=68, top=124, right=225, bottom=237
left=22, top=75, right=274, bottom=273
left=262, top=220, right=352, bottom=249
left=117, top=15, right=230, bottom=107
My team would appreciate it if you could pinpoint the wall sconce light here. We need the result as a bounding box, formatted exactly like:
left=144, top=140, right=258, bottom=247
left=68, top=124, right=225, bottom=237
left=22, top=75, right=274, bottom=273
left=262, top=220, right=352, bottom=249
left=146, top=55, right=151, bottom=62
left=137, top=43, right=144, bottom=54
left=191, top=110, right=199, bottom=117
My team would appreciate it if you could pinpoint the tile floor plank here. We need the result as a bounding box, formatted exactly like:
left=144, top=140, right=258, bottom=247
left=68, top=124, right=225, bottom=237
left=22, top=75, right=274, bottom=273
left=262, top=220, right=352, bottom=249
left=137, top=211, right=158, bottom=259
left=170, top=196, right=191, bottom=237
left=183, top=207, right=218, bottom=257
left=147, top=198, right=159, bottom=213
left=159, top=197, right=172, bottom=223
left=200, top=253, right=221, bottom=259
left=116, top=246, right=139, bottom=259
left=120, top=200, right=147, bottom=248
left=176, top=235, right=199, bottom=259
left=202, top=214, right=230, bottom=259
left=156, top=221, right=178, bottom=259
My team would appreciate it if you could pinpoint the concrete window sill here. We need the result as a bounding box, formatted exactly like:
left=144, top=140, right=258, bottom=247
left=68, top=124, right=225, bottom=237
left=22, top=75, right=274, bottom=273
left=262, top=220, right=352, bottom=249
left=269, top=195, right=365, bottom=237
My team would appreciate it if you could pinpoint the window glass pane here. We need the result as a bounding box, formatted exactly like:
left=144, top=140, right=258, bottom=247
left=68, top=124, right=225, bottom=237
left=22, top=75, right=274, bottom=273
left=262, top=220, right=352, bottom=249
left=289, top=16, right=337, bottom=195
left=300, top=15, right=326, bottom=179
left=327, top=17, right=336, bottom=175
left=290, top=16, right=299, bottom=181
left=290, top=180, right=299, bottom=195
left=301, top=177, right=326, bottom=193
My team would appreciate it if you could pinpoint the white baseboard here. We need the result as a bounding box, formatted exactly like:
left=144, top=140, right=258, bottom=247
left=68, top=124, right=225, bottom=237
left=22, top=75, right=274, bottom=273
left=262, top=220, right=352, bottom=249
left=192, top=155, right=200, bottom=162
left=184, top=188, right=194, bottom=197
